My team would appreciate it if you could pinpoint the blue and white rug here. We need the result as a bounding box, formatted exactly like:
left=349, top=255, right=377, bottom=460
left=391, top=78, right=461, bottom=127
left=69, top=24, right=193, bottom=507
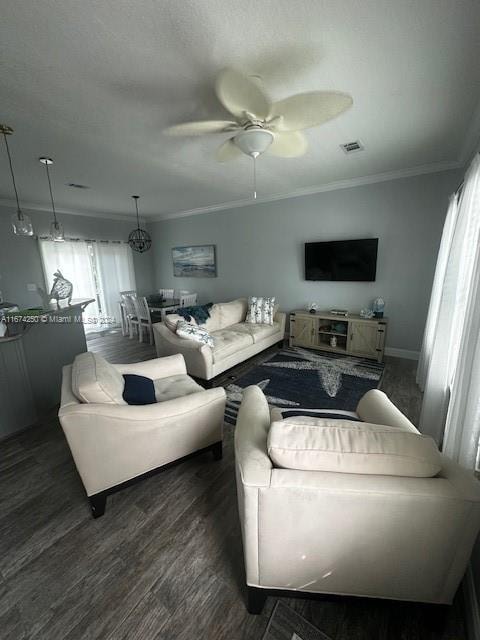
left=224, top=347, right=384, bottom=425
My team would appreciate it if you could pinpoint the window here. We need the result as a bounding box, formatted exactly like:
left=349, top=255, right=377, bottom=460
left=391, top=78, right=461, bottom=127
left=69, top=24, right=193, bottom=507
left=39, top=239, right=136, bottom=333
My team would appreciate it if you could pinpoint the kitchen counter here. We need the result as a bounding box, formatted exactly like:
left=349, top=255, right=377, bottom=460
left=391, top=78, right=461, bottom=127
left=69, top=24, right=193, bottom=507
left=0, top=298, right=94, bottom=438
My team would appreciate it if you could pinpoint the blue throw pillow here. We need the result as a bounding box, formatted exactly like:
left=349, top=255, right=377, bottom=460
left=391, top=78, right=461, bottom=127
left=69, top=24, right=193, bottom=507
left=122, top=374, right=156, bottom=405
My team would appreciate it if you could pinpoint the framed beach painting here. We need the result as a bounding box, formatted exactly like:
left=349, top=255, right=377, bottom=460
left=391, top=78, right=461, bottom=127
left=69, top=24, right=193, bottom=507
left=172, top=245, right=217, bottom=278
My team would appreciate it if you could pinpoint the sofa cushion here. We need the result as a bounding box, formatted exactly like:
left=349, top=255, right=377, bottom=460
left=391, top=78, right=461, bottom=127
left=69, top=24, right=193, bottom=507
left=176, top=320, right=213, bottom=347
left=210, top=328, right=254, bottom=363
left=267, top=418, right=442, bottom=477
left=203, top=304, right=222, bottom=332
left=122, top=374, right=156, bottom=405
left=217, top=298, right=248, bottom=329
left=229, top=321, right=280, bottom=343
left=72, top=352, right=126, bottom=405
left=154, top=374, right=204, bottom=402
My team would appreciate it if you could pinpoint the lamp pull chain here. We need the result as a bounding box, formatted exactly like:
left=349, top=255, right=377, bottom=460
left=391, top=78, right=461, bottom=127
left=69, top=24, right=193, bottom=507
left=253, top=155, right=257, bottom=200
left=2, top=131, right=23, bottom=218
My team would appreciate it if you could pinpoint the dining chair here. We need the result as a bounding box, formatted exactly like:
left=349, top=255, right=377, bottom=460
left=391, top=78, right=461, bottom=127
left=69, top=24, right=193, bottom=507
left=133, top=296, right=154, bottom=344
left=119, top=290, right=137, bottom=336
left=180, top=293, right=198, bottom=306
left=159, top=288, right=174, bottom=299
left=123, top=294, right=139, bottom=339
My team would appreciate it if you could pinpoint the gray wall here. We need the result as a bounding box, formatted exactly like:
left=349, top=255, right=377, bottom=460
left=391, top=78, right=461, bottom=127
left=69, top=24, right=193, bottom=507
left=149, top=169, right=461, bottom=352
left=0, top=204, right=154, bottom=309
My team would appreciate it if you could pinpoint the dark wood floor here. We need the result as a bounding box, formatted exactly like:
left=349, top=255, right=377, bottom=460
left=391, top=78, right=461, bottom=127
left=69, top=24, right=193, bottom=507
left=0, top=333, right=466, bottom=639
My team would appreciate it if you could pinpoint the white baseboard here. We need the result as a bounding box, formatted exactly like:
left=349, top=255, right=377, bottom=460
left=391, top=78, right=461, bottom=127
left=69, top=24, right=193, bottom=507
left=384, top=347, right=420, bottom=360
left=464, top=565, right=480, bottom=640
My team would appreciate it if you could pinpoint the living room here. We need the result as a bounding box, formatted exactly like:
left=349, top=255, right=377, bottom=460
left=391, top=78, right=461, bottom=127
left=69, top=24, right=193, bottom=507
left=1, top=1, right=480, bottom=639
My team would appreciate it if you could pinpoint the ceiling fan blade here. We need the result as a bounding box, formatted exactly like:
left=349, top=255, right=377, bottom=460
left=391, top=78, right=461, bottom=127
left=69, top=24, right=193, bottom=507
left=164, top=120, right=239, bottom=136
left=215, top=69, right=271, bottom=120
left=216, top=137, right=243, bottom=162
left=267, top=131, right=308, bottom=158
left=271, top=91, right=353, bottom=131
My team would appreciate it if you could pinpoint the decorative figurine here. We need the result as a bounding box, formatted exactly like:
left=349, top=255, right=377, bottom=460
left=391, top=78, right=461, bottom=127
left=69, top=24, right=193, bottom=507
left=308, top=302, right=318, bottom=314
left=360, top=308, right=375, bottom=319
left=372, top=297, right=385, bottom=318
left=37, top=271, right=73, bottom=309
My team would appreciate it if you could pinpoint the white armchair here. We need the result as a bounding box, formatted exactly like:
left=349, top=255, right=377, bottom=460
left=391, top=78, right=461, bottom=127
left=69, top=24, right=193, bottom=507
left=59, top=352, right=225, bottom=517
left=235, top=386, right=480, bottom=613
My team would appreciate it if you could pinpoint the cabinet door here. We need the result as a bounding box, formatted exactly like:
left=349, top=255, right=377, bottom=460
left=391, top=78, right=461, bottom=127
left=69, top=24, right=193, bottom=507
left=349, top=321, right=379, bottom=359
left=291, top=316, right=316, bottom=347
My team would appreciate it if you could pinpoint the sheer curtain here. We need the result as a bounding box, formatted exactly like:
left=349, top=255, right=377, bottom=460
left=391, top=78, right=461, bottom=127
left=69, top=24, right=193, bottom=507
left=93, top=242, right=136, bottom=325
left=418, top=154, right=480, bottom=469
left=38, top=239, right=101, bottom=332
left=442, top=157, right=480, bottom=469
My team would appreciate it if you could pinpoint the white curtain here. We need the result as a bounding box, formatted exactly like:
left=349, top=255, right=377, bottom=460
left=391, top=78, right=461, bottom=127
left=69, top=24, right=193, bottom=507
left=39, top=239, right=101, bottom=332
left=93, top=242, right=136, bottom=326
left=416, top=194, right=458, bottom=390
left=418, top=154, right=480, bottom=470
left=442, top=158, right=480, bottom=470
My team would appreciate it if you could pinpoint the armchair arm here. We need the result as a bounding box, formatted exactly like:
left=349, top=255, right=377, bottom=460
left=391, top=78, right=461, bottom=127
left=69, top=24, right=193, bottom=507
left=234, top=385, right=272, bottom=488
left=356, top=389, right=419, bottom=433
left=59, top=386, right=226, bottom=496
left=274, top=311, right=286, bottom=337
left=113, top=354, right=187, bottom=379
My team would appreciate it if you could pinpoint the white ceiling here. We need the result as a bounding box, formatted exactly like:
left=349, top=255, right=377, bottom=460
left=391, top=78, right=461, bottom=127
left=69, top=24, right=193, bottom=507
left=1, top=0, right=479, bottom=221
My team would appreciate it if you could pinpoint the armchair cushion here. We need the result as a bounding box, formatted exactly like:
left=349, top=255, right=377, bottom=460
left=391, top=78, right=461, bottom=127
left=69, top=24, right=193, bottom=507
left=154, top=374, right=204, bottom=402
left=72, top=352, right=126, bottom=405
left=122, top=374, right=156, bottom=405
left=267, top=418, right=442, bottom=477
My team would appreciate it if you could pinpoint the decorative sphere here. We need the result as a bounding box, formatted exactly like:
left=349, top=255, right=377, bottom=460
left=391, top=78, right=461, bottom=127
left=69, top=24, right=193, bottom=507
left=128, top=228, right=152, bottom=253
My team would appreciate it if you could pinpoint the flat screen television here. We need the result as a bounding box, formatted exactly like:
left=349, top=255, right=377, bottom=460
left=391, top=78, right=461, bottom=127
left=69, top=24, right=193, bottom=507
left=305, top=238, right=378, bottom=281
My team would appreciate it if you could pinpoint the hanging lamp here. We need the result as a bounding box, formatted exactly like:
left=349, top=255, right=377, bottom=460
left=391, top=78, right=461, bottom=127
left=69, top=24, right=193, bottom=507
left=128, top=195, right=151, bottom=253
left=39, top=156, right=64, bottom=242
left=0, top=124, right=34, bottom=236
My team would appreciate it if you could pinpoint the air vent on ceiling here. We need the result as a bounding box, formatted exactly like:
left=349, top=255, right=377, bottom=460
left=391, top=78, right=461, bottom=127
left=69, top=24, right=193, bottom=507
left=66, top=182, right=90, bottom=189
left=341, top=140, right=364, bottom=154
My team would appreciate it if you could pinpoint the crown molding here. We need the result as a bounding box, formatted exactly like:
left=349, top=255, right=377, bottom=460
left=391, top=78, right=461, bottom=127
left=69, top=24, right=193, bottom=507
left=0, top=199, right=138, bottom=223
left=150, top=159, right=462, bottom=222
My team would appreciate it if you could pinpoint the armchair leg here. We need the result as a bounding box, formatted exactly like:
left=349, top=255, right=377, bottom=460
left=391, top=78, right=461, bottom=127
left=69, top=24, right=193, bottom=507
left=247, top=586, right=267, bottom=614
left=89, top=493, right=107, bottom=519
left=211, top=441, right=223, bottom=461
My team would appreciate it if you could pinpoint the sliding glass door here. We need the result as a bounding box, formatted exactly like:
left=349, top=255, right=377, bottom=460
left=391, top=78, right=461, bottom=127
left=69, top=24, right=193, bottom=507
left=39, top=239, right=136, bottom=333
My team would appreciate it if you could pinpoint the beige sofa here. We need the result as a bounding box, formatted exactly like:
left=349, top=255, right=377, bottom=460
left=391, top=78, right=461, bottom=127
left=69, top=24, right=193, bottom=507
left=153, top=298, right=286, bottom=381
left=59, top=352, right=226, bottom=517
left=235, top=385, right=480, bottom=613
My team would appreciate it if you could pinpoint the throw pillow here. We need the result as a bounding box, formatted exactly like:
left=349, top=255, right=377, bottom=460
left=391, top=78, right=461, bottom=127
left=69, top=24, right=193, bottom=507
left=122, top=374, right=156, bottom=405
left=246, top=296, right=276, bottom=325
left=176, top=320, right=214, bottom=347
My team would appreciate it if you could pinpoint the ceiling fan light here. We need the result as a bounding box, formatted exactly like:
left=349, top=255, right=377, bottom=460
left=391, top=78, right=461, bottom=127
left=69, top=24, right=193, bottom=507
left=234, top=128, right=274, bottom=158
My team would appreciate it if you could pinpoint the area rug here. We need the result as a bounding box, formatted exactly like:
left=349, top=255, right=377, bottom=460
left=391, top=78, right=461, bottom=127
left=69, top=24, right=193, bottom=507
left=262, top=601, right=332, bottom=640
left=224, top=346, right=384, bottom=425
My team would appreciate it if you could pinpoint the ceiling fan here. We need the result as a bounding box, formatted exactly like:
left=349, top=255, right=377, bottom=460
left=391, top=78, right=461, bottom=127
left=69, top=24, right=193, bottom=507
left=165, top=68, right=353, bottom=197
left=166, top=69, right=353, bottom=159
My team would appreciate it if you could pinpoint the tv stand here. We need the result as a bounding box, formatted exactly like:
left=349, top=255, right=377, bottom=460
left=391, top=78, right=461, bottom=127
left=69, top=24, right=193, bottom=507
left=289, top=310, right=387, bottom=362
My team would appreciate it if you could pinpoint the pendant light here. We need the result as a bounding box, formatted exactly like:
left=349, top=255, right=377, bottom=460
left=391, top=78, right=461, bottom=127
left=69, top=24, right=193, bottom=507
left=128, top=195, right=151, bottom=253
left=39, top=156, right=64, bottom=242
left=0, top=124, right=34, bottom=236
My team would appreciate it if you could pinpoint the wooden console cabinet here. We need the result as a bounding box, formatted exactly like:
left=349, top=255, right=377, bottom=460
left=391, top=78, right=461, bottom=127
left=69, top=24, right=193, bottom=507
left=289, top=310, right=387, bottom=362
